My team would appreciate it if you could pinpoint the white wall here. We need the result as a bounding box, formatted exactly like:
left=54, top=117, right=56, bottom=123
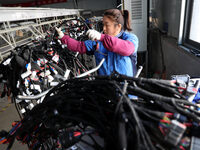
left=124, top=0, right=147, bottom=52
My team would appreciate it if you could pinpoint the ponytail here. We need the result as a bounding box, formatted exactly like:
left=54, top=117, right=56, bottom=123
left=104, top=9, right=132, bottom=31
left=122, top=10, right=132, bottom=31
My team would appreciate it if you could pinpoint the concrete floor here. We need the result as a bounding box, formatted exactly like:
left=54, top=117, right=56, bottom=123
left=0, top=94, right=27, bottom=150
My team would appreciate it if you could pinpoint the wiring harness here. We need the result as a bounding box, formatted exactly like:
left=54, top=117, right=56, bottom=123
left=0, top=17, right=92, bottom=118
left=1, top=73, right=200, bottom=150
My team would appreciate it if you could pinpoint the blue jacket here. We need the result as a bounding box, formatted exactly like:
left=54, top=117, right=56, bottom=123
left=84, top=31, right=139, bottom=77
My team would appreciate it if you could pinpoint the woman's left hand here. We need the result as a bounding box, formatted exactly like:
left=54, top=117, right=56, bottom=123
left=86, top=29, right=101, bottom=41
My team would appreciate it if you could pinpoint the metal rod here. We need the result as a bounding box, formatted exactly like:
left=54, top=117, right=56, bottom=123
left=38, top=18, right=44, bottom=34
left=135, top=66, right=143, bottom=78
left=7, top=21, right=16, bottom=47
left=28, top=28, right=38, bottom=37
left=3, top=22, right=12, bottom=44
left=31, top=26, right=45, bottom=38
left=17, top=88, right=52, bottom=100
left=0, top=18, right=75, bottom=34
left=0, top=34, right=14, bottom=48
left=75, top=58, right=105, bottom=78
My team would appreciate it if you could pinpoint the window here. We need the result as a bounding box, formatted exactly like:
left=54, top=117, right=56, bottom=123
left=189, top=0, right=200, bottom=43
left=180, top=0, right=200, bottom=52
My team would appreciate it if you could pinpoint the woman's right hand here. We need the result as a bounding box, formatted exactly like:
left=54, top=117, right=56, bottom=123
left=55, top=27, right=64, bottom=39
left=86, top=29, right=101, bottom=41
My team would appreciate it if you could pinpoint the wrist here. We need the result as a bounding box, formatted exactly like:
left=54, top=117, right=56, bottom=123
left=58, top=32, right=64, bottom=39
left=99, top=34, right=105, bottom=41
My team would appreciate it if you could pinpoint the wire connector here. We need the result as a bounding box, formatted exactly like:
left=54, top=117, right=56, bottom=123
left=174, top=113, right=187, bottom=123
left=164, top=120, right=186, bottom=146
left=190, top=136, right=200, bottom=150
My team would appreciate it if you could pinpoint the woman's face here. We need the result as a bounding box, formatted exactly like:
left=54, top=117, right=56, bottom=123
left=103, top=16, right=122, bottom=37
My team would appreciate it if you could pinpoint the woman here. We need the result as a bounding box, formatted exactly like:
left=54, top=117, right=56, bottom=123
left=56, top=9, right=139, bottom=77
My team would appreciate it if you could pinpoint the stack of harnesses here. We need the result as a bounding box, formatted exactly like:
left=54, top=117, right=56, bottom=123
left=1, top=74, right=200, bottom=150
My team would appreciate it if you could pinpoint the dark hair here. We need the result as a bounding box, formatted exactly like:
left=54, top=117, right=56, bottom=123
left=122, top=10, right=132, bottom=31
left=103, top=9, right=132, bottom=31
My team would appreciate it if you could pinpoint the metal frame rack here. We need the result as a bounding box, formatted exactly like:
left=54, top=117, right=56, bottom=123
left=0, top=7, right=80, bottom=62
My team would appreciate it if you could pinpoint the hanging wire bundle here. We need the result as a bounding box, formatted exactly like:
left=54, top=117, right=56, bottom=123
left=0, top=17, right=92, bottom=118
left=52, top=16, right=90, bottom=41
left=1, top=73, right=200, bottom=150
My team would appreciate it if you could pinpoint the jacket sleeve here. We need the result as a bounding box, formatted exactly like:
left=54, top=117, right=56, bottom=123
left=84, top=40, right=98, bottom=55
left=60, top=35, right=86, bottom=54
left=99, top=34, right=138, bottom=56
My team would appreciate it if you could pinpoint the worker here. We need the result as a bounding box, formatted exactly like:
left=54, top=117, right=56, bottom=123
left=56, top=9, right=139, bottom=77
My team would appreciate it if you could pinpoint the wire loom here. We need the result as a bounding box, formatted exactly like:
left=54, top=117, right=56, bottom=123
left=1, top=74, right=200, bottom=150
left=0, top=17, right=93, bottom=119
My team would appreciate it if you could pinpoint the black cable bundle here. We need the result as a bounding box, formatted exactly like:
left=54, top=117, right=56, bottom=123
left=1, top=73, right=200, bottom=150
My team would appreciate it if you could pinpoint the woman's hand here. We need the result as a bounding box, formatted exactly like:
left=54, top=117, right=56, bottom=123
left=86, top=29, right=101, bottom=41
left=55, top=27, right=64, bottom=39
